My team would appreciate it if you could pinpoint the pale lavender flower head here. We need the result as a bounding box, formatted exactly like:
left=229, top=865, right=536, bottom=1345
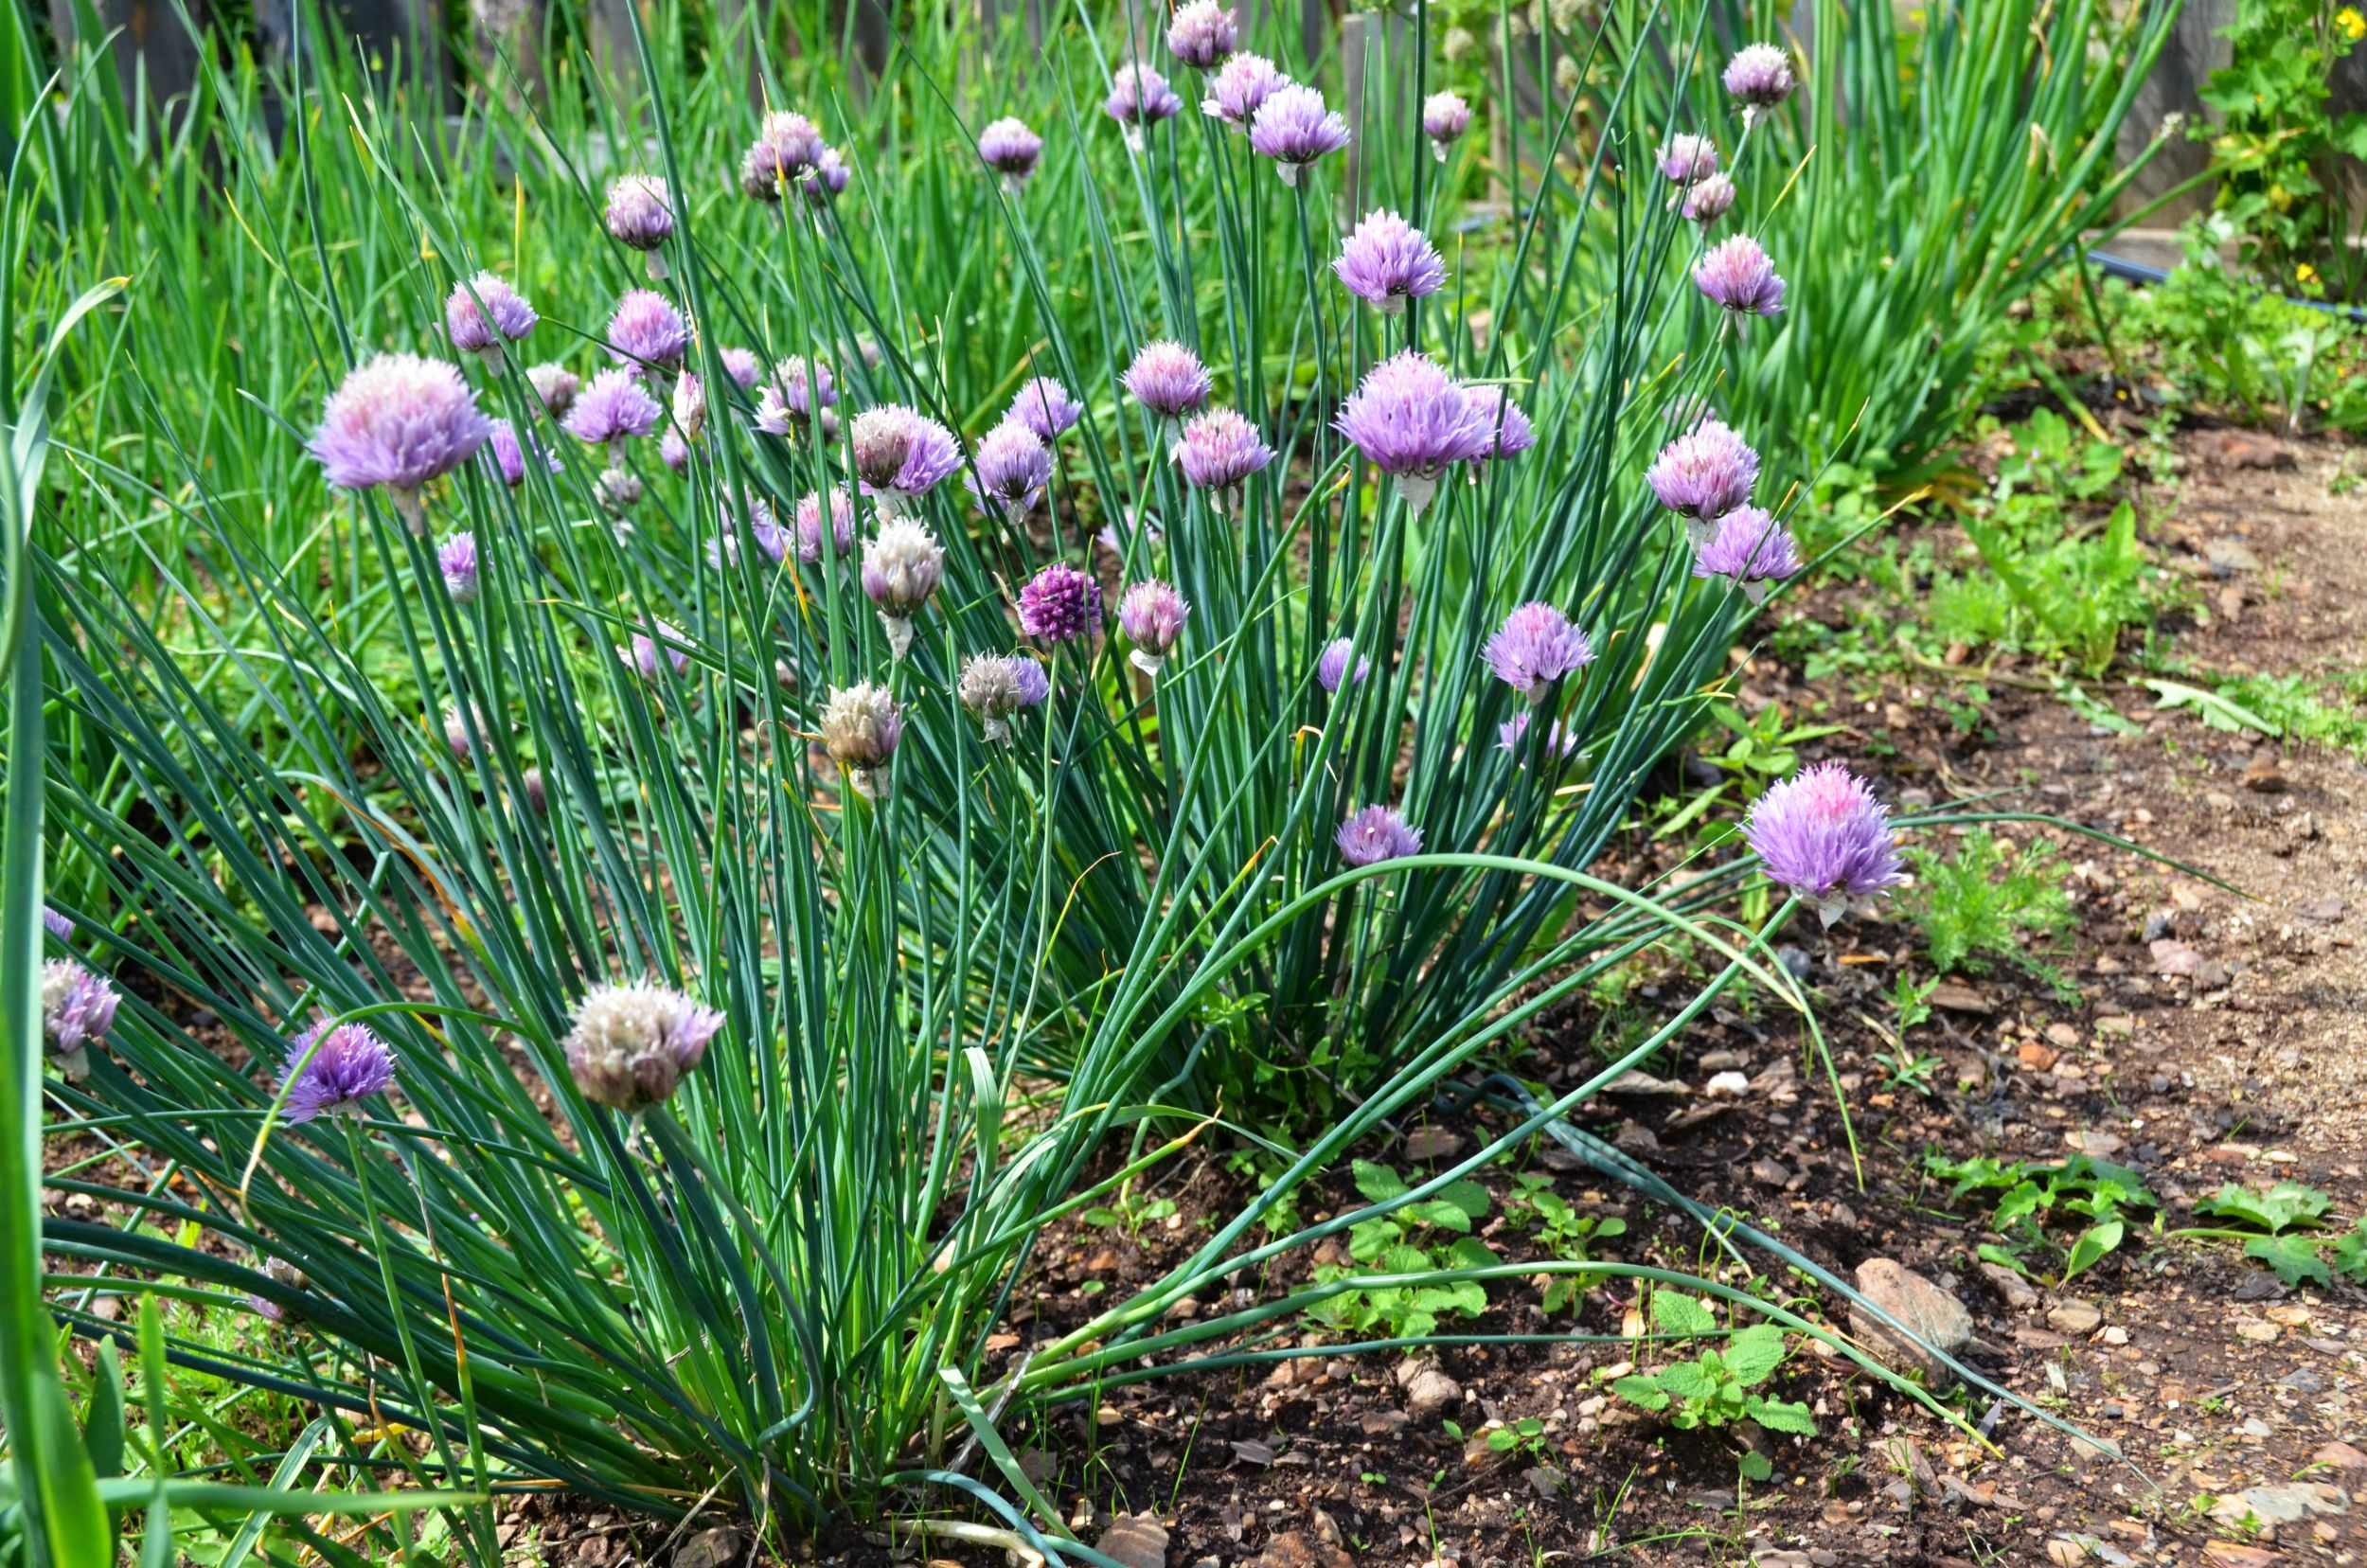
left=563, top=368, right=663, bottom=452
left=484, top=419, right=557, bottom=488
left=819, top=682, right=902, bottom=797
left=1201, top=53, right=1289, bottom=127
left=1018, top=561, right=1103, bottom=645
left=850, top=405, right=962, bottom=513
left=441, top=703, right=484, bottom=762
left=308, top=353, right=492, bottom=528
left=1646, top=417, right=1758, bottom=520
left=1248, top=84, right=1350, bottom=182
left=979, top=116, right=1045, bottom=186
left=1316, top=637, right=1370, bottom=692
left=1336, top=805, right=1422, bottom=866
left=1723, top=43, right=1795, bottom=123
left=43, top=906, right=72, bottom=940
left=862, top=517, right=946, bottom=657
left=1333, top=209, right=1447, bottom=313
left=564, top=981, right=723, bottom=1114
left=660, top=427, right=692, bottom=472
left=1107, top=63, right=1184, bottom=143
left=605, top=173, right=675, bottom=258
left=721, top=347, right=763, bottom=389
left=444, top=271, right=537, bottom=365
left=801, top=146, right=851, bottom=210
left=1743, top=760, right=1906, bottom=922
left=622, top=621, right=693, bottom=680
left=1682, top=172, right=1736, bottom=223
left=1657, top=134, right=1719, bottom=184
left=1498, top=711, right=1579, bottom=760
left=277, top=1018, right=396, bottom=1123
left=709, top=496, right=789, bottom=567
left=1174, top=407, right=1274, bottom=497
left=969, top=419, right=1054, bottom=520
left=1118, top=579, right=1190, bottom=673
left=1692, top=505, right=1802, bottom=603
left=756, top=357, right=838, bottom=436
left=41, top=959, right=119, bottom=1079
left=1166, top=0, right=1237, bottom=68
left=1123, top=340, right=1212, bottom=421
left=1008, top=377, right=1084, bottom=441
left=1011, top=655, right=1050, bottom=708
left=1483, top=601, right=1593, bottom=703
left=527, top=363, right=580, bottom=419
left=959, top=653, right=1030, bottom=742
left=794, top=489, right=856, bottom=561
left=1463, top=385, right=1535, bottom=461
left=607, top=289, right=689, bottom=376
left=1335, top=349, right=1490, bottom=511
left=741, top=110, right=825, bottom=199
left=437, top=531, right=480, bottom=602
left=1694, top=235, right=1787, bottom=320
left=1422, top=90, right=1472, bottom=153
left=596, top=466, right=643, bottom=513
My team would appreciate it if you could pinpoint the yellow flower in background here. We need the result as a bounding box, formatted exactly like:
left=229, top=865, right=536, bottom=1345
left=2299, top=262, right=2320, bottom=283
left=2339, top=6, right=2365, bottom=40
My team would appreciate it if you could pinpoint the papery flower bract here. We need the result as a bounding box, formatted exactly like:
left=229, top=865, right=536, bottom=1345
left=756, top=357, right=837, bottom=436
left=1248, top=83, right=1350, bottom=184
left=968, top=419, right=1054, bottom=521
left=607, top=289, right=689, bottom=376
left=1117, top=579, right=1190, bottom=674
left=1018, top=561, right=1103, bottom=645
left=526, top=363, right=579, bottom=419
left=1743, top=760, right=1906, bottom=923
left=819, top=682, right=902, bottom=797
left=1694, top=235, right=1787, bottom=320
left=605, top=173, right=675, bottom=276
left=563, top=369, right=663, bottom=453
left=1333, top=209, right=1447, bottom=313
left=740, top=110, right=824, bottom=199
left=1007, top=376, right=1084, bottom=441
left=1422, top=89, right=1472, bottom=158
left=1106, top=63, right=1184, bottom=147
left=794, top=489, right=855, bottom=562
left=1483, top=601, right=1593, bottom=704
left=1202, top=53, right=1289, bottom=127
left=1498, top=711, right=1580, bottom=761
left=979, top=116, right=1044, bottom=187
left=309, top=353, right=492, bottom=531
left=564, top=981, right=722, bottom=1114
left=444, top=271, right=537, bottom=367
left=1724, top=43, right=1796, bottom=125
left=1166, top=0, right=1237, bottom=68
left=721, top=347, right=762, bottom=388
left=1646, top=417, right=1759, bottom=525
left=1334, top=349, right=1490, bottom=512
left=672, top=372, right=708, bottom=443
left=1316, top=637, right=1370, bottom=692
left=1174, top=408, right=1273, bottom=499
left=862, top=516, right=946, bottom=658
left=1657, top=134, right=1719, bottom=184
left=1336, top=805, right=1422, bottom=866
left=1123, top=340, right=1212, bottom=421
left=1682, top=171, right=1736, bottom=223
left=959, top=653, right=1029, bottom=743
left=1463, top=385, right=1535, bottom=462
left=41, top=960, right=118, bottom=1080
left=437, top=531, right=480, bottom=602
left=277, top=1018, right=396, bottom=1124
left=1692, top=505, right=1803, bottom=604
left=622, top=621, right=693, bottom=680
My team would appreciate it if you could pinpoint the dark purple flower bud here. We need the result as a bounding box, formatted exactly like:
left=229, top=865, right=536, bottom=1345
left=563, top=368, right=664, bottom=454
left=1743, top=761, right=1906, bottom=923
left=1646, top=417, right=1759, bottom=526
left=1334, top=209, right=1447, bottom=313
left=1422, top=90, right=1472, bottom=159
left=1316, top=637, right=1370, bottom=692
left=1201, top=52, right=1289, bottom=127
left=42, top=960, right=118, bottom=1080
left=564, top=981, right=722, bottom=1113
left=1682, top=172, right=1736, bottom=223
left=277, top=1017, right=396, bottom=1123
left=527, top=363, right=580, bottom=419
left=1174, top=407, right=1273, bottom=502
left=1334, top=349, right=1491, bottom=512
left=1248, top=84, right=1350, bottom=184
left=1018, top=561, right=1103, bottom=645
left=819, top=682, right=902, bottom=797
left=607, top=289, right=689, bottom=377
left=606, top=174, right=676, bottom=277
left=1483, top=602, right=1593, bottom=703
left=979, top=116, right=1045, bottom=187
left=1498, top=711, right=1579, bottom=761
left=309, top=353, right=493, bottom=532
left=1657, top=134, right=1718, bottom=185
left=721, top=347, right=762, bottom=389
left=1123, top=340, right=1212, bottom=421
left=1166, top=0, right=1237, bottom=68
left=437, top=531, right=481, bottom=602
left=794, top=489, right=855, bottom=561
left=444, top=271, right=538, bottom=369
left=1463, top=385, right=1535, bottom=462
left=1692, top=505, right=1802, bottom=604
left=1118, top=579, right=1190, bottom=674
left=1336, top=805, right=1422, bottom=866
left=1008, top=377, right=1084, bottom=440
left=1694, top=235, right=1786, bottom=322
left=1106, top=63, right=1184, bottom=148
left=1723, top=43, right=1795, bottom=125
left=969, top=420, right=1054, bottom=521
left=741, top=110, right=825, bottom=200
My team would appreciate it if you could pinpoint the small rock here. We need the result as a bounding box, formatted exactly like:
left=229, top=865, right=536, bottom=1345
left=1246, top=1534, right=1351, bottom=1568
left=1849, top=1259, right=1974, bottom=1387
left=2298, top=897, right=2346, bottom=924
left=2236, top=1318, right=2281, bottom=1343
left=2066, top=1131, right=2124, bottom=1158
left=1928, top=981, right=1993, bottom=1013
left=2044, top=1023, right=2081, bottom=1048
left=671, top=1526, right=745, bottom=1568
left=2212, top=1483, right=2348, bottom=1527
left=2046, top=1300, right=2104, bottom=1336
left=2150, top=938, right=2230, bottom=988
left=1704, top=1070, right=1750, bottom=1096
left=2313, top=1440, right=2367, bottom=1470
left=2241, top=753, right=2287, bottom=793
left=2203, top=1545, right=2278, bottom=1568
left=1978, top=1261, right=2039, bottom=1310
left=1750, top=1158, right=1791, bottom=1187
left=1398, top=1364, right=1463, bottom=1425
left=1611, top=1121, right=1662, bottom=1157
left=2242, top=1416, right=2276, bottom=1437
left=2278, top=1366, right=2326, bottom=1394
left=1400, top=1126, right=1465, bottom=1162
left=2018, top=1041, right=2062, bottom=1072
left=1098, top=1516, right=1170, bottom=1568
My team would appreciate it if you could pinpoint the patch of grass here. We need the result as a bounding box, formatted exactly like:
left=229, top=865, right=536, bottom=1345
left=2212, top=670, right=2367, bottom=757
left=1904, top=829, right=2078, bottom=994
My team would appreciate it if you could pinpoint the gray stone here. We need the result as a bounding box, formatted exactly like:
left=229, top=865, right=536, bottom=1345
left=1978, top=1262, right=2040, bottom=1311
left=1396, top=1359, right=1462, bottom=1424
left=1848, top=1259, right=1974, bottom=1388
left=2046, top=1300, right=2105, bottom=1336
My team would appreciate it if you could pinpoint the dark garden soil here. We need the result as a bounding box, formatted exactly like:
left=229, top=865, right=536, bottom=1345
left=47, top=425, right=2367, bottom=1568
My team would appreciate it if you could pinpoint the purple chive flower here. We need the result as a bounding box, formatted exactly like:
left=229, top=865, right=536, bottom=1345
left=1646, top=417, right=1759, bottom=527
left=1248, top=84, right=1350, bottom=184
left=1336, top=805, right=1422, bottom=866
left=1463, top=385, right=1535, bottom=462
left=1682, top=172, right=1736, bottom=223
left=606, top=173, right=676, bottom=277
left=756, top=357, right=838, bottom=437
left=1011, top=656, right=1050, bottom=708
left=1018, top=561, right=1103, bottom=645
left=1173, top=407, right=1274, bottom=504
left=41, top=960, right=119, bottom=1080
left=607, top=290, right=689, bottom=377
left=444, top=271, right=537, bottom=369
left=246, top=1256, right=307, bottom=1323
left=1334, top=349, right=1491, bottom=513
left=521, top=767, right=548, bottom=813
left=1117, top=579, right=1190, bottom=674
left=1743, top=761, right=1907, bottom=923
left=721, top=347, right=763, bottom=389
left=803, top=146, right=851, bottom=209
left=308, top=353, right=493, bottom=532
left=1201, top=52, right=1290, bottom=127
left=1422, top=90, right=1472, bottom=159
left=672, top=372, right=708, bottom=444
left=276, top=1018, right=396, bottom=1124
left=959, top=653, right=1035, bottom=743
left=969, top=419, right=1055, bottom=522
left=1008, top=377, right=1084, bottom=441
left=708, top=496, right=789, bottom=567
left=659, top=427, right=692, bottom=472
left=980, top=116, right=1044, bottom=187
left=596, top=468, right=643, bottom=513
left=819, top=682, right=902, bottom=798
left=741, top=109, right=825, bottom=199
left=1483, top=601, right=1594, bottom=703
left=862, top=516, right=947, bottom=657
left=1498, top=711, right=1580, bottom=761
left=1106, top=64, right=1184, bottom=148
left=437, top=531, right=481, bottom=602
left=794, top=489, right=855, bottom=561
left=1695, top=235, right=1787, bottom=321
left=622, top=621, right=693, bottom=680
left=564, top=981, right=723, bottom=1113
left=849, top=405, right=963, bottom=516
left=1166, top=0, right=1237, bottom=68
left=1692, top=505, right=1803, bottom=604
left=563, top=368, right=664, bottom=454
left=43, top=906, right=72, bottom=940
left=1123, top=340, right=1212, bottom=421
left=442, top=703, right=485, bottom=762
left=1724, top=43, right=1796, bottom=126
left=527, top=363, right=580, bottom=419
left=1316, top=637, right=1370, bottom=692
left=1333, top=209, right=1447, bottom=313
left=1657, top=134, right=1719, bottom=185
left=484, top=418, right=558, bottom=487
